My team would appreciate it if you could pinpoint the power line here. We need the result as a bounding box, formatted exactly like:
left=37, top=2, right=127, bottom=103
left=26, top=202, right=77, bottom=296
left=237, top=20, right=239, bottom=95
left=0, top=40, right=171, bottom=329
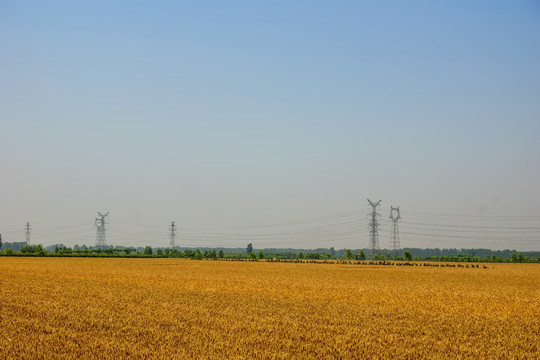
left=182, top=219, right=366, bottom=236
left=405, top=211, right=540, bottom=220
left=180, top=209, right=366, bottom=230
left=399, top=231, right=539, bottom=243
left=401, top=221, right=540, bottom=230
left=400, top=224, right=539, bottom=235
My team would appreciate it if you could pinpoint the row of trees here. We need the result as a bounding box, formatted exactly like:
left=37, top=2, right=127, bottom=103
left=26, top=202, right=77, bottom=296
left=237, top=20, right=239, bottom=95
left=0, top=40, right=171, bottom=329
left=2, top=244, right=229, bottom=259
left=1, top=238, right=538, bottom=262
left=2, top=244, right=327, bottom=260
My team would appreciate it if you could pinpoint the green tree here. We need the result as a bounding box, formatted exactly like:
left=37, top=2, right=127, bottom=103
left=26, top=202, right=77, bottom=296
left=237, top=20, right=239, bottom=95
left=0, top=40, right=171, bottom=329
left=358, top=250, right=366, bottom=260
left=143, top=246, right=153, bottom=255
left=404, top=251, right=413, bottom=261
left=250, top=252, right=257, bottom=259
left=21, top=245, right=35, bottom=254
left=257, top=250, right=264, bottom=259
left=218, top=249, right=224, bottom=258
left=156, top=248, right=163, bottom=255
left=246, top=243, right=253, bottom=254
left=329, top=247, right=335, bottom=257
left=345, top=249, right=354, bottom=260
left=20, top=244, right=45, bottom=255
left=0, top=233, right=2, bottom=249
left=36, top=244, right=45, bottom=256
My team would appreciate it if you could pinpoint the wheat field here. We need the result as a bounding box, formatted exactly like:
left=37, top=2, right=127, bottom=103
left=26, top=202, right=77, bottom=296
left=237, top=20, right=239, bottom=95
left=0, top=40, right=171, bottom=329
left=0, top=257, right=538, bottom=359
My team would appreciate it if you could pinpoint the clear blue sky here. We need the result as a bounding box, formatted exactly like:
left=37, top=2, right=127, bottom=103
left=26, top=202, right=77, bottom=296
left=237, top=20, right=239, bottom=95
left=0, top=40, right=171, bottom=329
left=1, top=1, right=539, bottom=250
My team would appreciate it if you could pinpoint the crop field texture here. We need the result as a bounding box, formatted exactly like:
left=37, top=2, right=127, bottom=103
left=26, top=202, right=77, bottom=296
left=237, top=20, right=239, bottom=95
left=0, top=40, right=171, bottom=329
left=0, top=258, right=538, bottom=359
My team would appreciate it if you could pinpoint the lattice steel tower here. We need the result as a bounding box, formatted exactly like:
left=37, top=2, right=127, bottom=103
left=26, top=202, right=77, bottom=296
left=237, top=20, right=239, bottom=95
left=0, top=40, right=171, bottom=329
left=95, top=212, right=109, bottom=247
left=389, top=206, right=401, bottom=253
left=367, top=199, right=381, bottom=259
left=169, top=221, right=177, bottom=248
left=25, top=222, right=31, bottom=245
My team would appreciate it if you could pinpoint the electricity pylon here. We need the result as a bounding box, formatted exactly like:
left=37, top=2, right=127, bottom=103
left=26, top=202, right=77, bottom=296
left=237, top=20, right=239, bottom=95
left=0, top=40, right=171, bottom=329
left=25, top=222, right=31, bottom=245
left=169, top=221, right=177, bottom=248
left=367, top=199, right=381, bottom=259
left=389, top=206, right=401, bottom=253
left=95, top=212, right=109, bottom=247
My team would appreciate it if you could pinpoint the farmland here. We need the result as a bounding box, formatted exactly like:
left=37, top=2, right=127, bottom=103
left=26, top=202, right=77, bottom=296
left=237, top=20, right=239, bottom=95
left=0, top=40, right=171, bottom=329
left=0, top=258, right=538, bottom=359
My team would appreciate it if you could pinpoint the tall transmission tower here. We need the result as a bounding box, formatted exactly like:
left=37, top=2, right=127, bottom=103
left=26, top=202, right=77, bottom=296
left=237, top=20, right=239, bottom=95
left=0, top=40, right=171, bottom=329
left=389, top=206, right=401, bottom=253
left=169, top=221, right=177, bottom=248
left=95, top=212, right=109, bottom=247
left=367, top=199, right=381, bottom=259
left=25, top=222, right=31, bottom=245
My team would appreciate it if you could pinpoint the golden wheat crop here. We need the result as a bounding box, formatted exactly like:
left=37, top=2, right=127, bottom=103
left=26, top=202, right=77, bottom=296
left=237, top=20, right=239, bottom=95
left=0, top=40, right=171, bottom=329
left=0, top=258, right=538, bottom=359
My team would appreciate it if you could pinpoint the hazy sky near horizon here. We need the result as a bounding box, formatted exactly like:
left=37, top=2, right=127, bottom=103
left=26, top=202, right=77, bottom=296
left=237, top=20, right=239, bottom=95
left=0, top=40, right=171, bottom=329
left=1, top=1, right=539, bottom=250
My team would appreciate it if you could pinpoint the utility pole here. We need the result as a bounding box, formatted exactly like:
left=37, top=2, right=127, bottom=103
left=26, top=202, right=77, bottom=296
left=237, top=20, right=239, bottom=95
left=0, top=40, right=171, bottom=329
left=169, top=221, right=177, bottom=248
left=367, top=199, right=381, bottom=259
left=95, top=212, right=109, bottom=247
left=389, top=206, right=401, bottom=254
left=25, top=222, right=31, bottom=245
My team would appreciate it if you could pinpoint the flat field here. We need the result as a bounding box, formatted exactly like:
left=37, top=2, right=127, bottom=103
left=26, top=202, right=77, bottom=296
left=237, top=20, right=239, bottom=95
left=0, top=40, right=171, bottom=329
left=0, top=258, right=538, bottom=359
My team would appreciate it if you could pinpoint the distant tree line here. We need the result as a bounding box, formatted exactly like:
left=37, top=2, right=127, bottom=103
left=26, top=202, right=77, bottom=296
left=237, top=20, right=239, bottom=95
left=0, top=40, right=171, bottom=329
left=0, top=239, right=539, bottom=263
